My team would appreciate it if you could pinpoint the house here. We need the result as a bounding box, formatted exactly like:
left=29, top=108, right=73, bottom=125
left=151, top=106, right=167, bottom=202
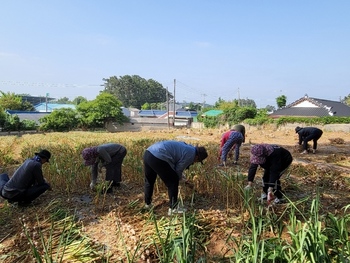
left=201, top=109, right=224, bottom=117
left=6, top=110, right=49, bottom=125
left=34, top=103, right=76, bottom=112
left=269, top=95, right=350, bottom=118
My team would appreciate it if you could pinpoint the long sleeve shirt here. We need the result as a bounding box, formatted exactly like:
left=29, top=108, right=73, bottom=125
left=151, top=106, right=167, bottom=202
left=297, top=127, right=323, bottom=145
left=247, top=146, right=293, bottom=184
left=147, top=140, right=196, bottom=179
left=221, top=131, right=243, bottom=162
left=91, top=143, right=126, bottom=181
left=2, top=158, right=45, bottom=198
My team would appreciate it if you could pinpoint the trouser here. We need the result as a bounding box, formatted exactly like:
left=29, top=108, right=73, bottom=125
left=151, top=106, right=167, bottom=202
left=105, top=148, right=127, bottom=184
left=262, top=158, right=293, bottom=199
left=0, top=173, right=50, bottom=203
left=143, top=150, right=179, bottom=208
left=303, top=130, right=323, bottom=150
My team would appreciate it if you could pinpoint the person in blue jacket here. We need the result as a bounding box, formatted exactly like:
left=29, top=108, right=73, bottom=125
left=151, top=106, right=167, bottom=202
left=295, top=126, right=323, bottom=154
left=143, top=140, right=208, bottom=215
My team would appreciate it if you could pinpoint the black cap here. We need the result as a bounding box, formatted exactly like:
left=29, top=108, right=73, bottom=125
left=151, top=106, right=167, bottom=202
left=295, top=126, right=302, bottom=133
left=35, top=149, right=51, bottom=162
left=196, top=146, right=208, bottom=164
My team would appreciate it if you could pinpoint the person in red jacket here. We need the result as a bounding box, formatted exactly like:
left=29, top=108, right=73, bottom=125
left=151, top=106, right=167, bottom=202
left=245, top=144, right=293, bottom=205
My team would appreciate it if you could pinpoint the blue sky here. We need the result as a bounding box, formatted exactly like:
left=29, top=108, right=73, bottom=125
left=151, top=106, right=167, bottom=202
left=1, top=1, right=349, bottom=107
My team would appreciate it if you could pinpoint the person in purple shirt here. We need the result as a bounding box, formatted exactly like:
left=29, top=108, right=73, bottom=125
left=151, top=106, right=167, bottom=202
left=82, top=143, right=127, bottom=193
left=0, top=149, right=51, bottom=206
left=143, top=140, right=208, bottom=215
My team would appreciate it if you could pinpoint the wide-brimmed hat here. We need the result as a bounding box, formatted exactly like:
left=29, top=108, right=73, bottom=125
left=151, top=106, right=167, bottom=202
left=35, top=149, right=51, bottom=162
left=196, top=146, right=208, bottom=164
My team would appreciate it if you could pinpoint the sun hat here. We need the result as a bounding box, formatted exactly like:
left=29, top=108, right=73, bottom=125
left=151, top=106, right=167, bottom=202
left=82, top=147, right=98, bottom=166
left=250, top=144, right=275, bottom=165
left=195, top=146, right=208, bottom=164
left=35, top=149, right=51, bottom=162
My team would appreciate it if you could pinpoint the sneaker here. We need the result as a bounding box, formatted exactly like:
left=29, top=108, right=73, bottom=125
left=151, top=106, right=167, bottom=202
left=168, top=206, right=187, bottom=216
left=312, top=149, right=316, bottom=154
left=273, top=197, right=284, bottom=204
left=301, top=150, right=308, bottom=154
left=90, top=182, right=96, bottom=190
left=259, top=193, right=267, bottom=201
left=144, top=204, right=153, bottom=210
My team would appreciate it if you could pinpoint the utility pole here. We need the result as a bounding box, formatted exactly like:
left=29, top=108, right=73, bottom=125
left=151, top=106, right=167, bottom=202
left=237, top=87, right=240, bottom=106
left=173, top=79, right=176, bottom=126
left=166, top=87, right=170, bottom=129
left=201, top=93, right=206, bottom=110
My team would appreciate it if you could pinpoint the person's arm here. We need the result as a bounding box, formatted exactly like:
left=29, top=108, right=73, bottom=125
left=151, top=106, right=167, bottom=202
left=32, top=163, right=46, bottom=185
left=97, top=147, right=112, bottom=164
left=91, top=163, right=99, bottom=184
left=247, top=163, right=259, bottom=183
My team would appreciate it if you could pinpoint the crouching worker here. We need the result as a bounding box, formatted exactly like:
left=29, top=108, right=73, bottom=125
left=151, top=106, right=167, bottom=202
left=245, top=144, right=292, bottom=205
left=0, top=150, right=52, bottom=207
left=143, top=140, right=208, bottom=215
left=82, top=143, right=127, bottom=193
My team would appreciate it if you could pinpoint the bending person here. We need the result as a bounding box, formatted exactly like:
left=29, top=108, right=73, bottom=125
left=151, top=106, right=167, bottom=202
left=143, top=140, right=208, bottom=215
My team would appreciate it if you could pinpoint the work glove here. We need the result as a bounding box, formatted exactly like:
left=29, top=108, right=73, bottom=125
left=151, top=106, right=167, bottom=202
left=90, top=182, right=96, bottom=190
left=244, top=184, right=252, bottom=190
left=181, top=173, right=187, bottom=181
left=267, top=190, right=275, bottom=205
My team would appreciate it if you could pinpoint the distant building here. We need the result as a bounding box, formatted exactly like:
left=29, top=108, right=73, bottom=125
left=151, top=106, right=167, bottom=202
left=34, top=103, right=76, bottom=112
left=269, top=95, right=350, bottom=118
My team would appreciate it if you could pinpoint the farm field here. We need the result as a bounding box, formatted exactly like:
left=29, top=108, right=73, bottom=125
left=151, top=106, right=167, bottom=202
left=0, top=127, right=350, bottom=262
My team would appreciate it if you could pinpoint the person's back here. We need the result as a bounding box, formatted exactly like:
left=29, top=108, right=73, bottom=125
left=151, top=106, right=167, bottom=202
left=2, top=159, right=43, bottom=198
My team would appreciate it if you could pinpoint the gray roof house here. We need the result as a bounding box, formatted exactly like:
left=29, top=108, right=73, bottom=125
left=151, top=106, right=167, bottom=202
left=269, top=95, right=350, bottom=118
left=6, top=110, right=49, bottom=125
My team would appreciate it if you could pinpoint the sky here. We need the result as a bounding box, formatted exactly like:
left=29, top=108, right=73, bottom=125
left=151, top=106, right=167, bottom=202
left=1, top=1, right=349, bottom=108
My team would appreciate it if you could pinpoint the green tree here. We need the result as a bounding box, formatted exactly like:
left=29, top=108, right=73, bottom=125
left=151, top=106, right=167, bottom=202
left=102, top=75, right=172, bottom=108
left=72, top=96, right=87, bottom=105
left=56, top=97, right=71, bottom=104
left=0, top=91, right=23, bottom=110
left=39, top=108, right=78, bottom=132
left=77, top=92, right=126, bottom=129
left=276, top=95, right=287, bottom=108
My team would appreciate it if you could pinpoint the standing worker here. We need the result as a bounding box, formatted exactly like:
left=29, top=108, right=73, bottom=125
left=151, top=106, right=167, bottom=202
left=82, top=143, right=127, bottom=193
left=143, top=140, right=208, bottom=215
left=295, top=126, right=323, bottom=154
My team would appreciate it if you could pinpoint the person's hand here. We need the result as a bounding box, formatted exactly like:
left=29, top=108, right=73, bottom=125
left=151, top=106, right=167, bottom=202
left=267, top=189, right=275, bottom=205
left=244, top=184, right=252, bottom=191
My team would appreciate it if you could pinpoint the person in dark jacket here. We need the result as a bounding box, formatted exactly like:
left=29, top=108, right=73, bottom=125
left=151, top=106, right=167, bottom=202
left=295, top=126, right=323, bottom=154
left=0, top=149, right=52, bottom=206
left=143, top=140, right=208, bottom=215
left=245, top=144, right=293, bottom=204
left=82, top=143, right=127, bottom=192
